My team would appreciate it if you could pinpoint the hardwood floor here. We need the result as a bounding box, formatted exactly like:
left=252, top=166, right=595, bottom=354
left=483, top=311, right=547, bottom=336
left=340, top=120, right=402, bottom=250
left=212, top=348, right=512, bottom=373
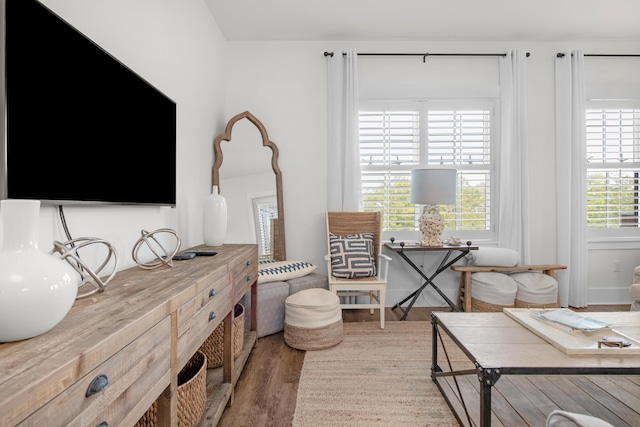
left=217, top=305, right=633, bottom=427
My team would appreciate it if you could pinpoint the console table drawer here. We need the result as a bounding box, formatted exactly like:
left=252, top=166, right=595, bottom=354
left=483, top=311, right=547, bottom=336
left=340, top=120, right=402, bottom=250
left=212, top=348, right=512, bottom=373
left=233, top=249, right=258, bottom=302
left=176, top=279, right=232, bottom=368
left=21, top=317, right=171, bottom=427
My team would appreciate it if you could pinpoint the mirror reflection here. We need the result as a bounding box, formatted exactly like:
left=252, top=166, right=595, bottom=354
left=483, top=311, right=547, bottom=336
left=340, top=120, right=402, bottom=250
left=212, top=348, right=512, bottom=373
left=212, top=112, right=286, bottom=260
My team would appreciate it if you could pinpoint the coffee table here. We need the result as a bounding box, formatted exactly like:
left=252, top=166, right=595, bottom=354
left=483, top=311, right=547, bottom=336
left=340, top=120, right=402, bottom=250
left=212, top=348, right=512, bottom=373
left=430, top=311, right=640, bottom=427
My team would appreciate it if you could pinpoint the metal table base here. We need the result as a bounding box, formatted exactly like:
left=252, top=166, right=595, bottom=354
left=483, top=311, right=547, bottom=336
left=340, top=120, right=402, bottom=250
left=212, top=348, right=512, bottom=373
left=385, top=242, right=476, bottom=319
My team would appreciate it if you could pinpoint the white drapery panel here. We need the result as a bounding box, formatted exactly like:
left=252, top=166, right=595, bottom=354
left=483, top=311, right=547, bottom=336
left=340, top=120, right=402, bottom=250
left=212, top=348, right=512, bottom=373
left=498, top=50, right=531, bottom=263
left=327, top=49, right=362, bottom=212
left=555, top=50, right=588, bottom=308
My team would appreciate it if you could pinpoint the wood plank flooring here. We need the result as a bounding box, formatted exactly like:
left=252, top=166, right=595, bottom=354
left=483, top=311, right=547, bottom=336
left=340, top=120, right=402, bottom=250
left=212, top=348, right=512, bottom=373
left=217, top=305, right=637, bottom=427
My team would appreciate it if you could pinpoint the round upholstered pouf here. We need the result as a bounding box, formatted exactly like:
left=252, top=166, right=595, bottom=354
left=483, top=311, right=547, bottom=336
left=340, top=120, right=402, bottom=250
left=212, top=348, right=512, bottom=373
left=470, top=272, right=518, bottom=312
left=510, top=272, right=559, bottom=309
left=284, top=288, right=343, bottom=351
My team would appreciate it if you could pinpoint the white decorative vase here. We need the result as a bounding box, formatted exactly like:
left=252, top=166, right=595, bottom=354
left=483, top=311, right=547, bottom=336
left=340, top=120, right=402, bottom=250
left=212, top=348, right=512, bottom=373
left=0, top=200, right=79, bottom=342
left=203, top=185, right=227, bottom=246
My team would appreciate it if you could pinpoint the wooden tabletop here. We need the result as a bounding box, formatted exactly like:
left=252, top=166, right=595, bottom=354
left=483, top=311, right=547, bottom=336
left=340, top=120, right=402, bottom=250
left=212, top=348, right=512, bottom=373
left=450, top=264, right=566, bottom=273
left=432, top=311, right=640, bottom=372
left=384, top=242, right=478, bottom=252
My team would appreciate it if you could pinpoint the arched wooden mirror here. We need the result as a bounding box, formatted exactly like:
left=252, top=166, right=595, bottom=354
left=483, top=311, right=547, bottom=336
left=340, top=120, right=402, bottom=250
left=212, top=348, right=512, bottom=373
left=212, top=111, right=286, bottom=261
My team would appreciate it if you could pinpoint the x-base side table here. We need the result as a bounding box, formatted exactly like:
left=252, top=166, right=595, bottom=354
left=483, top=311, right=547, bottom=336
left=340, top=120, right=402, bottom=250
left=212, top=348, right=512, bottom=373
left=385, top=242, right=477, bottom=319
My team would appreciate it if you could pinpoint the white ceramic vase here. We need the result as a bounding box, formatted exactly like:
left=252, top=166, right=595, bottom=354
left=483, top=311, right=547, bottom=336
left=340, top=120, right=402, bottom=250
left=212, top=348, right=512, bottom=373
left=203, top=185, right=227, bottom=246
left=0, top=200, right=79, bottom=342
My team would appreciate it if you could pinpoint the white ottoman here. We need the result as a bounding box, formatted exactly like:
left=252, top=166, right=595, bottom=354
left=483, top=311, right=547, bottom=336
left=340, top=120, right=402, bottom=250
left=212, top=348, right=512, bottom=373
left=287, top=272, right=329, bottom=295
left=471, top=272, right=518, bottom=312
left=510, top=272, right=559, bottom=309
left=284, top=288, right=343, bottom=350
left=243, top=281, right=290, bottom=338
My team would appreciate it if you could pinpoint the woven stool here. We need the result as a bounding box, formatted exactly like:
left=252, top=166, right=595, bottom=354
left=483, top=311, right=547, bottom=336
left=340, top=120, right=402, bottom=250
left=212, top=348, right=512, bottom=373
left=471, top=272, right=518, bottom=312
left=284, top=288, right=343, bottom=350
left=510, top=272, right=559, bottom=308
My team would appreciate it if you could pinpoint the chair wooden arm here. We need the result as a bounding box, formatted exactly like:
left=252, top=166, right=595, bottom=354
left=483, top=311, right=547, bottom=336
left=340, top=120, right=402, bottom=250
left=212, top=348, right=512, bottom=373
left=450, top=264, right=567, bottom=312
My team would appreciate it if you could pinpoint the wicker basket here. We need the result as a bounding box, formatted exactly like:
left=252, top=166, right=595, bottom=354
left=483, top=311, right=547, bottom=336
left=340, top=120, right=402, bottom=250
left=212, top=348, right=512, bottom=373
left=199, top=303, right=245, bottom=369
left=514, top=298, right=560, bottom=309
left=177, top=350, right=207, bottom=427
left=471, top=297, right=515, bottom=312
left=133, top=350, right=207, bottom=427
left=134, top=401, right=157, bottom=427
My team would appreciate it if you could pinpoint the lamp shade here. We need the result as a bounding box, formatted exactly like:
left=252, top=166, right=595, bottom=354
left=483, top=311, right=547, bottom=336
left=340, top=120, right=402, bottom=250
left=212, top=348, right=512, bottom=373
left=410, top=169, right=457, bottom=205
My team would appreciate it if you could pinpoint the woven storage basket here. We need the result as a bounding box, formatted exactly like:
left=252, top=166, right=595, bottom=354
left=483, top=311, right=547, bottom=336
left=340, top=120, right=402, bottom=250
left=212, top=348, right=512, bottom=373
left=177, top=350, right=207, bottom=427
left=199, top=303, right=245, bottom=369
left=133, top=350, right=207, bottom=427
left=514, top=298, right=560, bottom=309
left=134, top=401, right=157, bottom=427
left=471, top=297, right=515, bottom=312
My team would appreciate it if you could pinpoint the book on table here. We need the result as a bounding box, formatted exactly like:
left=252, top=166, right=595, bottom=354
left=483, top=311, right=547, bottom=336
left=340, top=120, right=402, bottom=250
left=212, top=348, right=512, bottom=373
left=530, top=310, right=612, bottom=335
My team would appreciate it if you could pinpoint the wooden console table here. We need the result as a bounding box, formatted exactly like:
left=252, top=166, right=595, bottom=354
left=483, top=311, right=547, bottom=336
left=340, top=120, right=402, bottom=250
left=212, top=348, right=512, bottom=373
left=0, top=243, right=258, bottom=427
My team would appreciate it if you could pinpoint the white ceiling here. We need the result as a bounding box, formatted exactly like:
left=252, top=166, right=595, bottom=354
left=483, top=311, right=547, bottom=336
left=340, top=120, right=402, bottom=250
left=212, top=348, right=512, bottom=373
left=205, top=0, right=640, bottom=42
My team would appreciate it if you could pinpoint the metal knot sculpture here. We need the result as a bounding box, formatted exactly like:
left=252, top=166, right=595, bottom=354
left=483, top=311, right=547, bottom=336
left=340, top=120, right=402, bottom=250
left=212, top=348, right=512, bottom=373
left=50, top=237, right=119, bottom=299
left=132, top=228, right=181, bottom=270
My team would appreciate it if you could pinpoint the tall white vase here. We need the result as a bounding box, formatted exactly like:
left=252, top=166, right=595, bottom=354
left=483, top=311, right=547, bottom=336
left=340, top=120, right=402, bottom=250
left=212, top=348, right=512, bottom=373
left=203, top=185, right=227, bottom=246
left=0, top=200, right=79, bottom=342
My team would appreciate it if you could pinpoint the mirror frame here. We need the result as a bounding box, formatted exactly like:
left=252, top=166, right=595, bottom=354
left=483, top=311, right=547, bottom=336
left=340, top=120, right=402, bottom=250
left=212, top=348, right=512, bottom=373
left=212, top=111, right=286, bottom=260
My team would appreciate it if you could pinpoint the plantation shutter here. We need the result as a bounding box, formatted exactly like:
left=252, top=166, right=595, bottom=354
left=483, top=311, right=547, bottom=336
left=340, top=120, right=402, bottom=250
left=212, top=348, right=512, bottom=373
left=360, top=109, right=420, bottom=231
left=360, top=101, right=493, bottom=233
left=586, top=108, right=640, bottom=228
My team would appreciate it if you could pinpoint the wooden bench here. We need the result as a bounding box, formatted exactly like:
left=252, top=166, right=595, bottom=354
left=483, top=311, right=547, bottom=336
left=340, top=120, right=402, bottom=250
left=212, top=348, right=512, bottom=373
left=450, top=264, right=567, bottom=312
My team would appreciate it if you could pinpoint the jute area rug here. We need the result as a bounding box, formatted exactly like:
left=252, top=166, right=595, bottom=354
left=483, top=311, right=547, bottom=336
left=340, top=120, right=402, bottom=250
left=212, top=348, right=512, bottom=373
left=292, top=321, right=471, bottom=427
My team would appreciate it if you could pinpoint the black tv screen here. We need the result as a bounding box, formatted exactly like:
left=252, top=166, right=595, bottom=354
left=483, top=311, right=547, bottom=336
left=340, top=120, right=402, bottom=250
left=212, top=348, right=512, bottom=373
left=1, top=0, right=177, bottom=206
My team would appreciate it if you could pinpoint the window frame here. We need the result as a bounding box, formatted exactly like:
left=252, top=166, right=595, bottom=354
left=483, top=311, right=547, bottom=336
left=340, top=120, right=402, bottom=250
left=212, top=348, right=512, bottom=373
left=359, top=98, right=499, bottom=243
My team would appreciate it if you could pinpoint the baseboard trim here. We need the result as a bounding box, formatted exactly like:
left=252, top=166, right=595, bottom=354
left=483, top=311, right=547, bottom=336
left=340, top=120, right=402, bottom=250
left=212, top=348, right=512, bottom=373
left=588, top=287, right=632, bottom=305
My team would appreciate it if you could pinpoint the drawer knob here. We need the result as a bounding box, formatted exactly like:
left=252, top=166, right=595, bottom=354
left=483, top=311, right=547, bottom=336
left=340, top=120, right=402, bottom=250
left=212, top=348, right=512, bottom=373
left=96, top=423, right=108, bottom=427
left=246, top=260, right=251, bottom=266
left=86, top=374, right=109, bottom=397
left=209, top=288, right=216, bottom=297
left=209, top=311, right=216, bottom=321
left=246, top=275, right=251, bottom=282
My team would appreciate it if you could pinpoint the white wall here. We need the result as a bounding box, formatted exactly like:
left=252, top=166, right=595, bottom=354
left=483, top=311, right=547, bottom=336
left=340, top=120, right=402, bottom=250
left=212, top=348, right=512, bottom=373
left=20, top=0, right=228, bottom=271
left=223, top=40, right=640, bottom=307
left=7, top=2, right=639, bottom=306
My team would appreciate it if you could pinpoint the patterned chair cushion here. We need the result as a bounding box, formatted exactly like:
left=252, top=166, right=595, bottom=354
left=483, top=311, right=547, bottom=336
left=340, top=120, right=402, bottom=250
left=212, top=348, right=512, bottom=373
left=258, top=260, right=317, bottom=284
left=329, top=232, right=376, bottom=279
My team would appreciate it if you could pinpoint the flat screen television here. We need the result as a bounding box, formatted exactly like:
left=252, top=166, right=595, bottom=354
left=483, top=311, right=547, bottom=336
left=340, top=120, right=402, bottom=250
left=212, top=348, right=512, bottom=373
left=0, top=0, right=177, bottom=206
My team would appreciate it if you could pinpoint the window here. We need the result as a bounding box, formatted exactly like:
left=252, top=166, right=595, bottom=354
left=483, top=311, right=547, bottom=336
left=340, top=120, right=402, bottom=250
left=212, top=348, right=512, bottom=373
left=359, top=100, right=497, bottom=241
left=586, top=103, right=640, bottom=239
left=252, top=196, right=278, bottom=260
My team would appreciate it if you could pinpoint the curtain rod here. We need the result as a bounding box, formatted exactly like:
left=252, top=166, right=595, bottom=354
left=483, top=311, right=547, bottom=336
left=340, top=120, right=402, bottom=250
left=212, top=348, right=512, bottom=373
left=323, top=51, right=530, bottom=62
left=556, top=53, right=640, bottom=58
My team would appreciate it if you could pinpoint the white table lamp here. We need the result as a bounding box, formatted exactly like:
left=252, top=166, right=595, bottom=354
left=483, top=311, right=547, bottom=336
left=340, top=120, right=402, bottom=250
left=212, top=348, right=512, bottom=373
left=410, top=168, right=457, bottom=246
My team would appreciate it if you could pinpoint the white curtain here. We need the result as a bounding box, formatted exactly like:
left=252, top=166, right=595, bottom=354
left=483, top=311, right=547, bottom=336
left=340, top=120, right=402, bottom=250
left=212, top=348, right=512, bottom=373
left=498, top=50, right=531, bottom=263
left=555, top=50, right=588, bottom=308
left=327, top=49, right=362, bottom=212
